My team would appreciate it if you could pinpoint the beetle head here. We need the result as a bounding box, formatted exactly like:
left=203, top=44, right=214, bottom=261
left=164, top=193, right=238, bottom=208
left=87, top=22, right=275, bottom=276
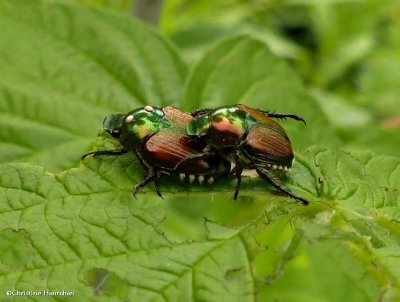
left=107, top=106, right=171, bottom=149
left=103, top=113, right=125, bottom=138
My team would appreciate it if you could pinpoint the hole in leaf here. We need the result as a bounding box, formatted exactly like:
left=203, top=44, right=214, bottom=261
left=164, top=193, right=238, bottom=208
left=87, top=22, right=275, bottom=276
left=84, top=268, right=129, bottom=299
left=0, top=228, right=33, bottom=273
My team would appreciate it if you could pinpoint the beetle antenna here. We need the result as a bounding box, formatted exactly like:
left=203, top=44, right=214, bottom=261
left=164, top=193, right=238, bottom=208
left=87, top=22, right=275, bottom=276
left=258, top=110, right=307, bottom=125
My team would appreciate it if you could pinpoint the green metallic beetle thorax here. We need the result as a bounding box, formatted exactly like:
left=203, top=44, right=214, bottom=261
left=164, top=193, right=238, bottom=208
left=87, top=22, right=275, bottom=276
left=187, top=106, right=256, bottom=147
left=103, top=106, right=171, bottom=150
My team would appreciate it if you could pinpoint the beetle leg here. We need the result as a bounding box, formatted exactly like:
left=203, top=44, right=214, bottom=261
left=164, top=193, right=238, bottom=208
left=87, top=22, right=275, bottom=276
left=81, top=149, right=128, bottom=160
left=233, top=165, right=243, bottom=200
left=133, top=171, right=155, bottom=197
left=133, top=169, right=163, bottom=199
left=134, top=149, right=150, bottom=172
left=256, top=168, right=309, bottom=205
left=258, top=110, right=306, bottom=125
left=221, top=158, right=232, bottom=178
left=233, top=152, right=244, bottom=200
left=154, top=170, right=163, bottom=199
left=191, top=107, right=214, bottom=117
left=173, top=152, right=213, bottom=170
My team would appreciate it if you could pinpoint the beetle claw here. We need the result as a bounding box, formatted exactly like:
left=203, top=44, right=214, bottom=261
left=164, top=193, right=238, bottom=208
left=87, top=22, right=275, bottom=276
left=133, top=170, right=163, bottom=199
left=155, top=185, right=164, bottom=199
left=133, top=187, right=139, bottom=199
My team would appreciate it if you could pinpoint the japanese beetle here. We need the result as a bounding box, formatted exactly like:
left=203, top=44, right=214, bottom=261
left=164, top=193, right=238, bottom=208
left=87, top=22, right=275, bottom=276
left=82, top=105, right=230, bottom=197
left=187, top=104, right=309, bottom=205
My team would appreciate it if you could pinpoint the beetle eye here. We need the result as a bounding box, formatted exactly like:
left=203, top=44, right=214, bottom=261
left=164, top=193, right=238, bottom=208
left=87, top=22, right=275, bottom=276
left=111, top=129, right=120, bottom=138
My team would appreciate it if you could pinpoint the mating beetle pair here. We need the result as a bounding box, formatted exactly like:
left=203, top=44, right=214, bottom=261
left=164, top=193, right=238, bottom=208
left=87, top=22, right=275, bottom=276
left=82, top=104, right=309, bottom=205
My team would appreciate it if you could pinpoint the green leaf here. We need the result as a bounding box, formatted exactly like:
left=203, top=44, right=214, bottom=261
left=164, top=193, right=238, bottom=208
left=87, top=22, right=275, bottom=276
left=297, top=0, right=392, bottom=88
left=1, top=147, right=399, bottom=301
left=0, top=162, right=254, bottom=302
left=0, top=229, right=33, bottom=274
left=312, top=89, right=372, bottom=128
left=0, top=0, right=186, bottom=172
left=249, top=149, right=400, bottom=302
left=183, top=35, right=338, bottom=150
left=358, top=12, right=400, bottom=118
left=293, top=148, right=400, bottom=215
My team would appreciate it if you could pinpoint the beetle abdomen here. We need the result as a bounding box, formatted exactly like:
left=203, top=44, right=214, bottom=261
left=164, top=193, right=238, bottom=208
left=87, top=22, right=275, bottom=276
left=243, top=123, right=294, bottom=169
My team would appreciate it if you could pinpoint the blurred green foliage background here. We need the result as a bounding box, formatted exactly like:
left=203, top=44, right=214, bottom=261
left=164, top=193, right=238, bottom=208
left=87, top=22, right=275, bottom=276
left=66, top=0, right=400, bottom=155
